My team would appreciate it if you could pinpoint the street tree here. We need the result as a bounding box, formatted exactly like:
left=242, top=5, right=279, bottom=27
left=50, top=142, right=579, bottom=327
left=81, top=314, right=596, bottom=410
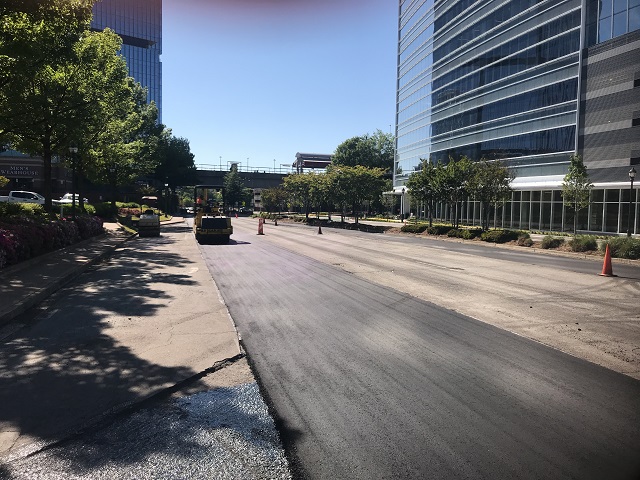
left=309, top=173, right=332, bottom=219
left=154, top=133, right=198, bottom=190
left=433, top=156, right=473, bottom=228
left=467, top=159, right=513, bottom=230
left=562, top=154, right=593, bottom=235
left=332, top=130, right=394, bottom=172
left=260, top=186, right=287, bottom=214
left=406, top=159, right=438, bottom=227
left=0, top=0, right=96, bottom=211
left=89, top=81, right=162, bottom=212
left=329, top=165, right=387, bottom=225
left=67, top=30, right=146, bottom=213
left=283, top=173, right=314, bottom=220
left=224, top=164, right=247, bottom=211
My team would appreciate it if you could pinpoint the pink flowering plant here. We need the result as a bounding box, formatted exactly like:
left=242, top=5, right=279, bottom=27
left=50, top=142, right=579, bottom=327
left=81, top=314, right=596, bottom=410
left=0, top=208, right=104, bottom=269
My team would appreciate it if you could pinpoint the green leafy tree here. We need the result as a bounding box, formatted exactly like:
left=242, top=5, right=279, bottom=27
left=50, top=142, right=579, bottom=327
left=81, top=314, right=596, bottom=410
left=283, top=173, right=314, bottom=220
left=562, top=154, right=593, bottom=235
left=0, top=0, right=96, bottom=211
left=66, top=30, right=144, bottom=213
left=433, top=156, right=473, bottom=228
left=0, top=175, right=8, bottom=188
left=332, top=130, right=394, bottom=172
left=406, top=159, right=438, bottom=227
left=154, top=133, right=198, bottom=190
left=328, top=165, right=387, bottom=224
left=89, top=82, right=162, bottom=212
left=309, top=173, right=332, bottom=219
left=223, top=164, right=246, bottom=211
left=260, top=187, right=287, bottom=214
left=467, top=159, right=513, bottom=230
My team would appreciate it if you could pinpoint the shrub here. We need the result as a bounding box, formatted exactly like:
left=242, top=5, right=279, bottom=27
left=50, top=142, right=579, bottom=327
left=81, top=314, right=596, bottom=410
left=570, top=235, right=598, bottom=252
left=480, top=229, right=521, bottom=243
left=461, top=228, right=482, bottom=240
left=425, top=225, right=452, bottom=235
left=74, top=215, right=104, bottom=239
left=118, top=207, right=141, bottom=217
left=447, top=228, right=460, bottom=237
left=600, top=237, right=640, bottom=259
left=516, top=233, right=533, bottom=247
left=0, top=202, right=46, bottom=219
left=541, top=235, right=564, bottom=249
left=401, top=223, right=428, bottom=234
left=0, top=206, right=105, bottom=269
left=93, top=202, right=115, bottom=218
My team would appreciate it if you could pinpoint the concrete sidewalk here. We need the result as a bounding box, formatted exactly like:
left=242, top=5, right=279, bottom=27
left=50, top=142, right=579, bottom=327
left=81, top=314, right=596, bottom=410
left=0, top=218, right=245, bottom=459
left=0, top=221, right=134, bottom=328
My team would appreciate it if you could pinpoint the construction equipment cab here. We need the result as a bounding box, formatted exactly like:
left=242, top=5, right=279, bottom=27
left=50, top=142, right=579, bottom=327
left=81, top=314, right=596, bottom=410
left=193, top=185, right=233, bottom=244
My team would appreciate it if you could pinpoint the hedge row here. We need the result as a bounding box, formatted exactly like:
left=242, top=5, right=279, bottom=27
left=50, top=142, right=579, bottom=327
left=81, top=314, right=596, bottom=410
left=400, top=223, right=525, bottom=243
left=0, top=214, right=104, bottom=269
left=601, top=237, right=640, bottom=259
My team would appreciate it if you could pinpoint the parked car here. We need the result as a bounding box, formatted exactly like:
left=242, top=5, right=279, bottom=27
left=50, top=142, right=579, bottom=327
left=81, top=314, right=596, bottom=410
left=53, top=193, right=89, bottom=205
left=0, top=191, right=45, bottom=204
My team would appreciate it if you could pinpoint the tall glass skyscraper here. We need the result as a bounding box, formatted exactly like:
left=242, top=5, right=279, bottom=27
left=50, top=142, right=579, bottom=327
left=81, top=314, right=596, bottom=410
left=395, top=0, right=640, bottom=234
left=91, top=0, right=162, bottom=121
left=396, top=0, right=582, bottom=184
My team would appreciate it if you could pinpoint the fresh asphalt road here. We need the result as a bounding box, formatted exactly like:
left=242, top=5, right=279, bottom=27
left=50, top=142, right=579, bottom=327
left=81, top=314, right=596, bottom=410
left=198, top=218, right=640, bottom=479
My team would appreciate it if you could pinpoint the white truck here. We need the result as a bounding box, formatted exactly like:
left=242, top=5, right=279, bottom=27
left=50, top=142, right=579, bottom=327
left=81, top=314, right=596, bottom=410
left=0, top=191, right=45, bottom=204
left=53, top=193, right=88, bottom=205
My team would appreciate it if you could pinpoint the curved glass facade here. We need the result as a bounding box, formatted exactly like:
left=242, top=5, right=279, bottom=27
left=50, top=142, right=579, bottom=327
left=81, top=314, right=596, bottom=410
left=395, top=0, right=581, bottom=184
left=91, top=0, right=162, bottom=122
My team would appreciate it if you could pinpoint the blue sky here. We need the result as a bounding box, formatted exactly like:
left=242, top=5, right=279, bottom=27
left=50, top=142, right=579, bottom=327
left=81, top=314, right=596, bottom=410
left=162, top=0, right=398, bottom=171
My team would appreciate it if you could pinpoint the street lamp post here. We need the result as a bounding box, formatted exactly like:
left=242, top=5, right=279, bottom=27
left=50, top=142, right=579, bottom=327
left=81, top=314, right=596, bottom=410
left=68, top=145, right=78, bottom=219
left=164, top=183, right=169, bottom=215
left=401, top=187, right=405, bottom=222
left=109, top=165, right=116, bottom=214
left=628, top=167, right=636, bottom=237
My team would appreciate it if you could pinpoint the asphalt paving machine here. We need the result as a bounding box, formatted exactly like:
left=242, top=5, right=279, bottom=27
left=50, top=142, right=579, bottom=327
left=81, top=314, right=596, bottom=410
left=193, top=185, right=233, bottom=244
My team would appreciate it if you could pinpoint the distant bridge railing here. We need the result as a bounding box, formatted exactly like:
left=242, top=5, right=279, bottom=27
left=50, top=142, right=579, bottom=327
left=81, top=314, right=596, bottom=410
left=196, top=164, right=294, bottom=174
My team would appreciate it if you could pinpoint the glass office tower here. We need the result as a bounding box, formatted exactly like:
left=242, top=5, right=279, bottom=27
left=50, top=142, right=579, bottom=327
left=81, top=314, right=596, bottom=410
left=396, top=0, right=581, bottom=184
left=91, top=0, right=162, bottom=122
left=395, top=0, right=640, bottom=234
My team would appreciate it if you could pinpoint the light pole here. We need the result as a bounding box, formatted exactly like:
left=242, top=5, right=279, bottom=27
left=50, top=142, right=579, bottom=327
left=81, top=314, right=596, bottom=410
left=628, top=167, right=636, bottom=236
left=109, top=165, right=116, bottom=214
left=401, top=187, right=405, bottom=222
left=219, top=156, right=222, bottom=170
left=164, top=182, right=169, bottom=215
left=68, top=145, right=78, bottom=219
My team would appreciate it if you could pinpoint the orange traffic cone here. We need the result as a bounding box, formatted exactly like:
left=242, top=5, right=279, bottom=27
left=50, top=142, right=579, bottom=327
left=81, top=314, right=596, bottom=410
left=599, top=244, right=616, bottom=277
